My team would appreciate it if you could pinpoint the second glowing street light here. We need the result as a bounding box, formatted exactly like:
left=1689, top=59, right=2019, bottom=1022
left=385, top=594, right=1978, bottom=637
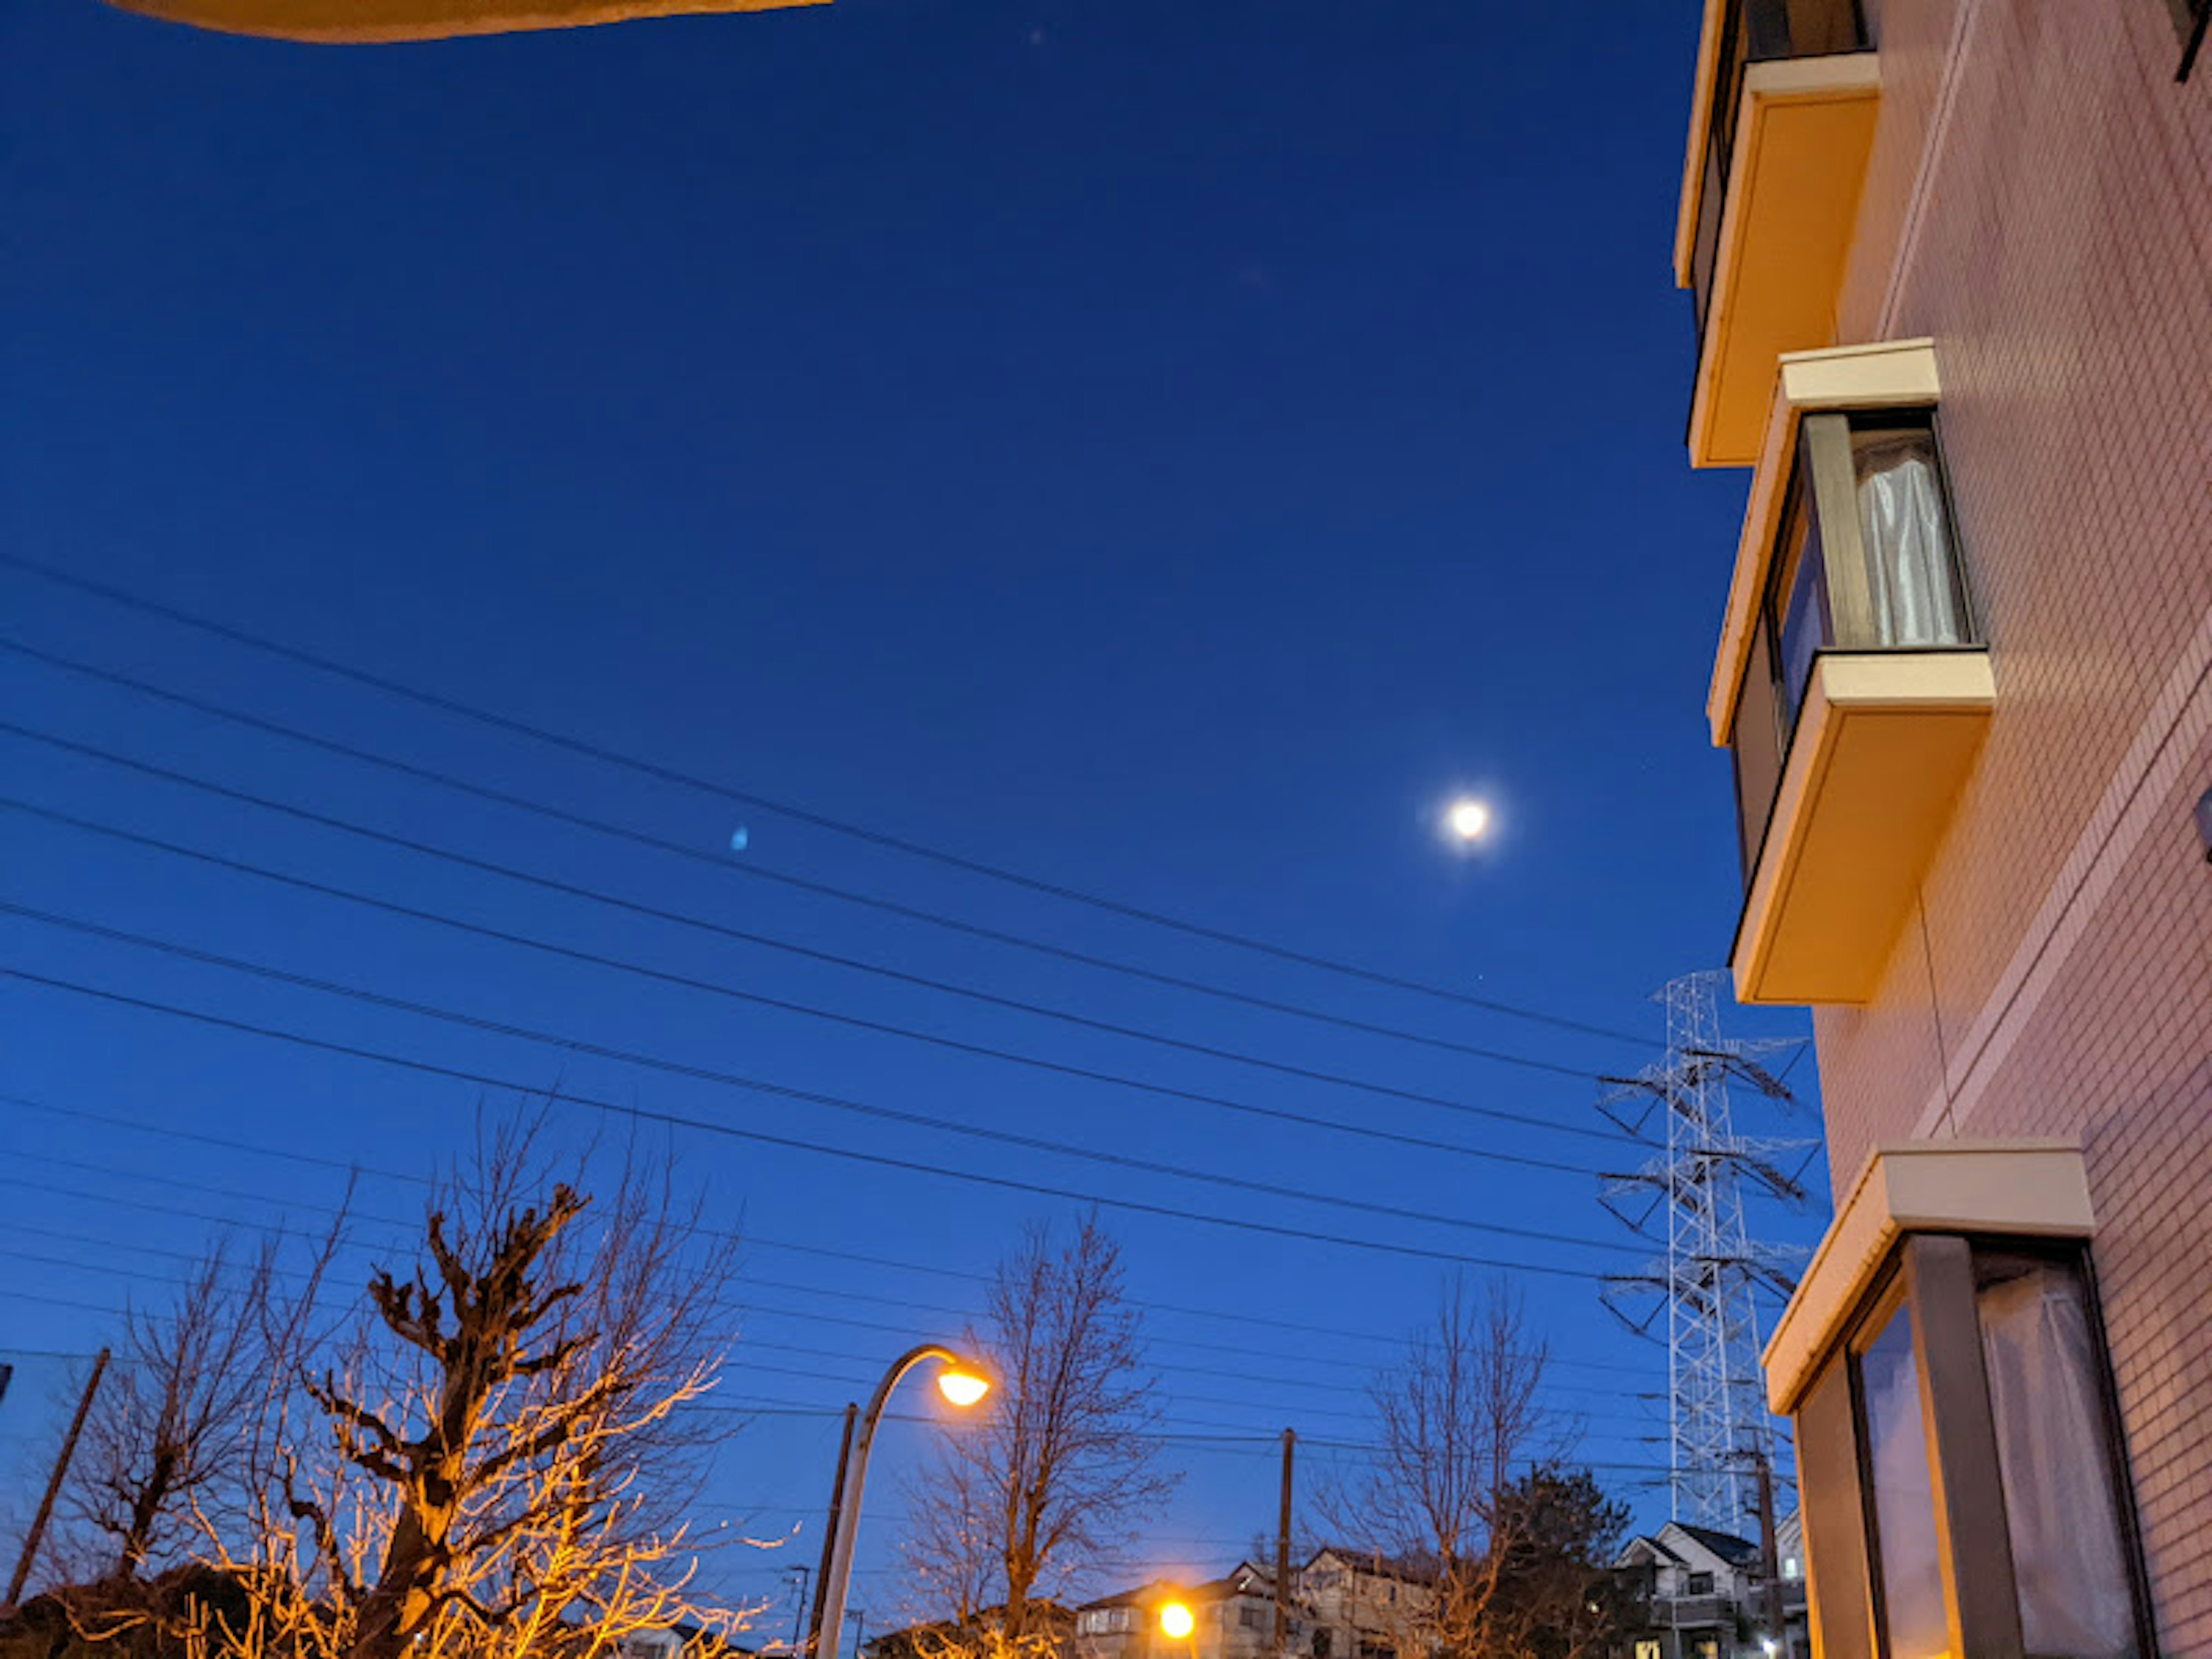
left=815, top=1344, right=990, bottom=1659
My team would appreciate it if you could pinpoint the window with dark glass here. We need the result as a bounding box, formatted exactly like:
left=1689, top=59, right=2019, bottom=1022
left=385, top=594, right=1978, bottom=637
left=1686, top=1572, right=1715, bottom=1596
left=1687, top=0, right=1872, bottom=351
left=1727, top=407, right=1974, bottom=889
left=1795, top=1237, right=2154, bottom=1659
left=1855, top=1297, right=1946, bottom=1659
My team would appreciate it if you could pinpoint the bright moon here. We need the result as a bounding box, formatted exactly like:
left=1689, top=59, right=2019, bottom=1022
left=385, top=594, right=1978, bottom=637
left=1446, top=798, right=1492, bottom=843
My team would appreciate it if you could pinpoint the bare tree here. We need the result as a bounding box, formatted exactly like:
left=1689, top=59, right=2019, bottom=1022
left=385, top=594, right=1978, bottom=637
left=902, top=1218, right=1176, bottom=1646
left=62, top=1237, right=279, bottom=1584
left=1329, top=1277, right=1565, bottom=1658
left=195, top=1117, right=743, bottom=1659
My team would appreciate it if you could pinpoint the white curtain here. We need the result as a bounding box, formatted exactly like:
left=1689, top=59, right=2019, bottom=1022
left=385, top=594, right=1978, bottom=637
left=1978, top=1266, right=2139, bottom=1659
left=1853, top=433, right=1964, bottom=647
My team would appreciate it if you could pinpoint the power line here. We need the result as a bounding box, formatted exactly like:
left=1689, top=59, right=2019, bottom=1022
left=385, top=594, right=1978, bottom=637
left=0, top=635, right=1653, bottom=1066
left=0, top=1221, right=1446, bottom=1427
left=1, top=967, right=1616, bottom=1279
left=0, top=562, right=1646, bottom=1047
left=0, top=759, right=1624, bottom=1156
left=0, top=1185, right=1645, bottom=1415
left=0, top=1203, right=1654, bottom=1433
left=2, top=900, right=1638, bottom=1259
left=0, top=1154, right=1642, bottom=1414
left=0, top=1093, right=1647, bottom=1382
left=0, top=1245, right=1661, bottom=1439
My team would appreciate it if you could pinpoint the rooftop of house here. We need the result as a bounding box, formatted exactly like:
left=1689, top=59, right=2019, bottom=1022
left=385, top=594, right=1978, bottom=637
left=1080, top=1565, right=1273, bottom=1612
left=1670, top=1525, right=1762, bottom=1570
left=1301, top=1547, right=1437, bottom=1586
left=1615, top=1522, right=1763, bottom=1577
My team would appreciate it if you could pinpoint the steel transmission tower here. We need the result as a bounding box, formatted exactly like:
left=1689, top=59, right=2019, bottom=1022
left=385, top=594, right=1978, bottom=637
left=1597, top=971, right=1812, bottom=1535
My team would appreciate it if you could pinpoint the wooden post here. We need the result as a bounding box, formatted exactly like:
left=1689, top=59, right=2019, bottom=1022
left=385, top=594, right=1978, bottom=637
left=1274, top=1429, right=1296, bottom=1658
left=6, top=1347, right=109, bottom=1608
left=1755, top=1448, right=1785, bottom=1656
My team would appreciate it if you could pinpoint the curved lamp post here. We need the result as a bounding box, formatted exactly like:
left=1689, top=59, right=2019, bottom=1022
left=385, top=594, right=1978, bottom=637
left=816, top=1344, right=991, bottom=1659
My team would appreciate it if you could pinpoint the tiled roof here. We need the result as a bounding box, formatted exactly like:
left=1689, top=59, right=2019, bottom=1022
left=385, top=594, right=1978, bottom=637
left=1669, top=1524, right=1761, bottom=1568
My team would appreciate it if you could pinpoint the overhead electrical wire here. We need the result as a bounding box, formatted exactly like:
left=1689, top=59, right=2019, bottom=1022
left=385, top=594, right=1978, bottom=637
left=0, top=635, right=1653, bottom=1069
left=0, top=1093, right=1645, bottom=1381
left=0, top=1245, right=1358, bottom=1446
left=0, top=759, right=1626, bottom=1156
left=0, top=561, right=1647, bottom=1046
left=2, top=898, right=1639, bottom=1257
left=0, top=1164, right=1651, bottom=1410
left=0, top=1230, right=1658, bottom=1431
left=0, top=967, right=1620, bottom=1279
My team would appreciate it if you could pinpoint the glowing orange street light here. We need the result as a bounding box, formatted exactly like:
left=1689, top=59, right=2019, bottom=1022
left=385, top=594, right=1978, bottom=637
left=936, top=1365, right=991, bottom=1408
left=1158, top=1601, right=1196, bottom=1641
left=817, top=1347, right=990, bottom=1659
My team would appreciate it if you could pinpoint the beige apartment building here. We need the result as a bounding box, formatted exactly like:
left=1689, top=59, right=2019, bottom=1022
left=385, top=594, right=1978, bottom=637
left=1666, top=1, right=2210, bottom=1657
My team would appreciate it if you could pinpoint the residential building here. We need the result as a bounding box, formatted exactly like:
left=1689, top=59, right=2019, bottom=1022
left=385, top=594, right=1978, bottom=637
left=863, top=1604, right=1077, bottom=1659
left=1073, top=1565, right=1289, bottom=1659
left=1296, top=1548, right=1432, bottom=1659
left=1664, top=1, right=2210, bottom=1657
left=1612, top=1523, right=1807, bottom=1659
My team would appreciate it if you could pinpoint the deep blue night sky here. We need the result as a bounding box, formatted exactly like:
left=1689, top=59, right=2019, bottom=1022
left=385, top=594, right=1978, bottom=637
left=1, top=0, right=1822, bottom=1625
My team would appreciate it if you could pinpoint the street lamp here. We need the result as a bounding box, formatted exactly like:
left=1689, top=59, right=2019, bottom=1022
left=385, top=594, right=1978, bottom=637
left=1158, top=1601, right=1196, bottom=1642
left=815, top=1345, right=990, bottom=1659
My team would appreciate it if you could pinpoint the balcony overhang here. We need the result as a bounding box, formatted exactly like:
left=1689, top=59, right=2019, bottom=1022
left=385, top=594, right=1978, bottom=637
left=1731, top=650, right=1993, bottom=1006
left=1763, top=1141, right=2094, bottom=1414
left=1710, top=339, right=1944, bottom=747
left=103, top=0, right=819, bottom=42
left=1683, top=53, right=1881, bottom=469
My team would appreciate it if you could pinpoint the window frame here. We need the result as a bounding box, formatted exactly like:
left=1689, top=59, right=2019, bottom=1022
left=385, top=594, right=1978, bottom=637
left=1800, top=1232, right=2157, bottom=1659
left=1728, top=402, right=1978, bottom=895
left=2168, top=0, right=2210, bottom=80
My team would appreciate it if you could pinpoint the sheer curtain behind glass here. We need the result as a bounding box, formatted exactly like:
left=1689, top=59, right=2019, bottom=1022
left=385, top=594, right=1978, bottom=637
left=1860, top=1307, right=1949, bottom=1659
left=1853, top=429, right=1964, bottom=648
left=1977, top=1257, right=2139, bottom=1659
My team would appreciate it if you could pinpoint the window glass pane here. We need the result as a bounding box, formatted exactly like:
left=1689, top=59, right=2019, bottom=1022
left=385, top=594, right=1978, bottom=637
left=1859, top=1303, right=1948, bottom=1659
left=1732, top=619, right=1784, bottom=887
left=1852, top=424, right=1965, bottom=648
left=1975, top=1253, right=2141, bottom=1659
left=1773, top=478, right=1831, bottom=729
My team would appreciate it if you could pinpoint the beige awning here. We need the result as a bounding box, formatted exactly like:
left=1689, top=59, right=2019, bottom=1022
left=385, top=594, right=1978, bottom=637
left=104, top=0, right=820, bottom=45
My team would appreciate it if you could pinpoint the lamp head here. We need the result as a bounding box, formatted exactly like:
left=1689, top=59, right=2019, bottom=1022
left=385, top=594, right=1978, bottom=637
left=1158, top=1603, right=1195, bottom=1641
left=935, top=1363, right=990, bottom=1408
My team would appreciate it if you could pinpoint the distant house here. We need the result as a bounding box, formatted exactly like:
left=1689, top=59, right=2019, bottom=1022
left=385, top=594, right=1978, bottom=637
left=1294, top=1548, right=1433, bottom=1659
left=863, top=1603, right=1077, bottom=1659
left=615, top=1626, right=759, bottom=1659
left=1610, top=1522, right=1806, bottom=1659
left=1073, top=1563, right=1295, bottom=1659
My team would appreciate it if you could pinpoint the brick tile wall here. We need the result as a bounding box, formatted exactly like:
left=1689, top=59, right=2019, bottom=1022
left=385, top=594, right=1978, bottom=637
left=1783, top=0, right=2212, bottom=1643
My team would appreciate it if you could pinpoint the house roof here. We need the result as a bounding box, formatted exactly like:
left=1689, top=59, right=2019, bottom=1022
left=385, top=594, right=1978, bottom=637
left=1668, top=1524, right=1762, bottom=1569
left=1613, top=1535, right=1687, bottom=1569
left=1080, top=1567, right=1272, bottom=1612
left=1301, top=1547, right=1437, bottom=1586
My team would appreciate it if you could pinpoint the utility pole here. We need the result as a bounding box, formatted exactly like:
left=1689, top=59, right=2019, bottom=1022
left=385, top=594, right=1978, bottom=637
left=6, top=1347, right=108, bottom=1608
left=1755, top=1450, right=1786, bottom=1657
left=806, top=1405, right=859, bottom=1658
left=786, top=1564, right=814, bottom=1656
left=1274, top=1428, right=1296, bottom=1659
